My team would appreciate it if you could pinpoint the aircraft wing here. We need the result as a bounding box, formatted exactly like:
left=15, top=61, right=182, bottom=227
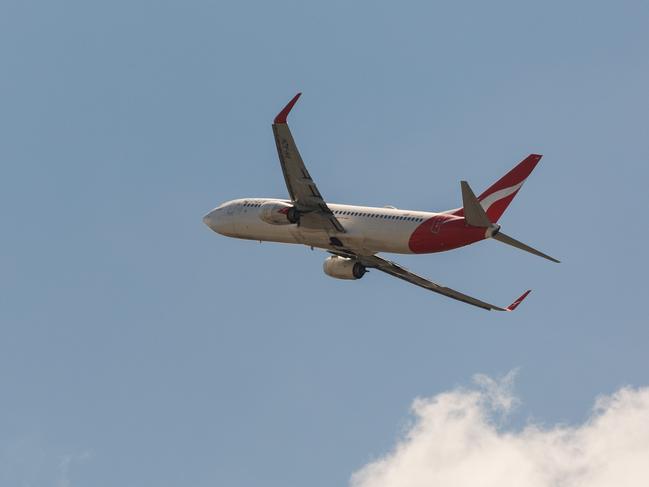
left=272, top=93, right=345, bottom=233
left=331, top=250, right=530, bottom=311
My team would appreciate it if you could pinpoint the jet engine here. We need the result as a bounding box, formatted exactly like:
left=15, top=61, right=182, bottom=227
left=259, top=201, right=300, bottom=225
left=323, top=256, right=367, bottom=280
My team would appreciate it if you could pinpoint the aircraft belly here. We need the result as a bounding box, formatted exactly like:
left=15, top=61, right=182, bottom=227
left=229, top=212, right=416, bottom=253
left=294, top=228, right=332, bottom=248
left=364, top=235, right=412, bottom=254
left=339, top=220, right=413, bottom=254
left=232, top=212, right=300, bottom=244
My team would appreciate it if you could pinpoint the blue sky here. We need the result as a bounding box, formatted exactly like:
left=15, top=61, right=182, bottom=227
left=1, top=1, right=648, bottom=486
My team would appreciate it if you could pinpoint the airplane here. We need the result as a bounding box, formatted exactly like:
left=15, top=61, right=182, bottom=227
left=203, top=93, right=559, bottom=311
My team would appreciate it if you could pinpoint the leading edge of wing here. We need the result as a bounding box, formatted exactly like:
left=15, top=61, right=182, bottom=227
left=332, top=250, right=531, bottom=312
left=274, top=93, right=302, bottom=124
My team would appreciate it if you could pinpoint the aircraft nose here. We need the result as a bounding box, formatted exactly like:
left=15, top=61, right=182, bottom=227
left=203, top=209, right=221, bottom=232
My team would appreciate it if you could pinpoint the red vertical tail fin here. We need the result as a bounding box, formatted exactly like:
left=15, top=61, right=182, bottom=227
left=455, top=154, right=542, bottom=223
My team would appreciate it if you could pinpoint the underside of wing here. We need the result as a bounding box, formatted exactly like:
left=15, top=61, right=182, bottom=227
left=331, top=250, right=530, bottom=311
left=272, top=94, right=344, bottom=234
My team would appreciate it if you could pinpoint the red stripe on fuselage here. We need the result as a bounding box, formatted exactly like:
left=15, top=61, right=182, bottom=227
left=408, top=214, right=485, bottom=254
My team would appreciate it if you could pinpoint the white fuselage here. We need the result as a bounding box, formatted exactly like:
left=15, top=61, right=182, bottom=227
left=203, top=198, right=442, bottom=255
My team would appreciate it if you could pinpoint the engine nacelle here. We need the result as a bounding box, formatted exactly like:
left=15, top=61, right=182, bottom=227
left=323, top=256, right=367, bottom=280
left=259, top=201, right=299, bottom=225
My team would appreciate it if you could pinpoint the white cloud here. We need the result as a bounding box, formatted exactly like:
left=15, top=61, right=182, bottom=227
left=351, top=374, right=649, bottom=487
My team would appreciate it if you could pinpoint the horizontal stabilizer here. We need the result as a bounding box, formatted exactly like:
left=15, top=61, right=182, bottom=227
left=461, top=180, right=491, bottom=227
left=492, top=232, right=560, bottom=263
left=461, top=180, right=560, bottom=263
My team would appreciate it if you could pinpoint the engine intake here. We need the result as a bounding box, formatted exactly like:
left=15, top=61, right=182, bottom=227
left=259, top=201, right=298, bottom=225
left=323, top=256, right=366, bottom=280
left=286, top=207, right=301, bottom=224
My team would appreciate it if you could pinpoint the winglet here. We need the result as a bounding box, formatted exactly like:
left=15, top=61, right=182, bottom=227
left=274, top=93, right=302, bottom=124
left=506, top=290, right=532, bottom=311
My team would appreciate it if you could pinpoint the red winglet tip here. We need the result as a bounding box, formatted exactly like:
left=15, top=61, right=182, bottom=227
left=274, top=93, right=302, bottom=124
left=506, top=289, right=532, bottom=311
